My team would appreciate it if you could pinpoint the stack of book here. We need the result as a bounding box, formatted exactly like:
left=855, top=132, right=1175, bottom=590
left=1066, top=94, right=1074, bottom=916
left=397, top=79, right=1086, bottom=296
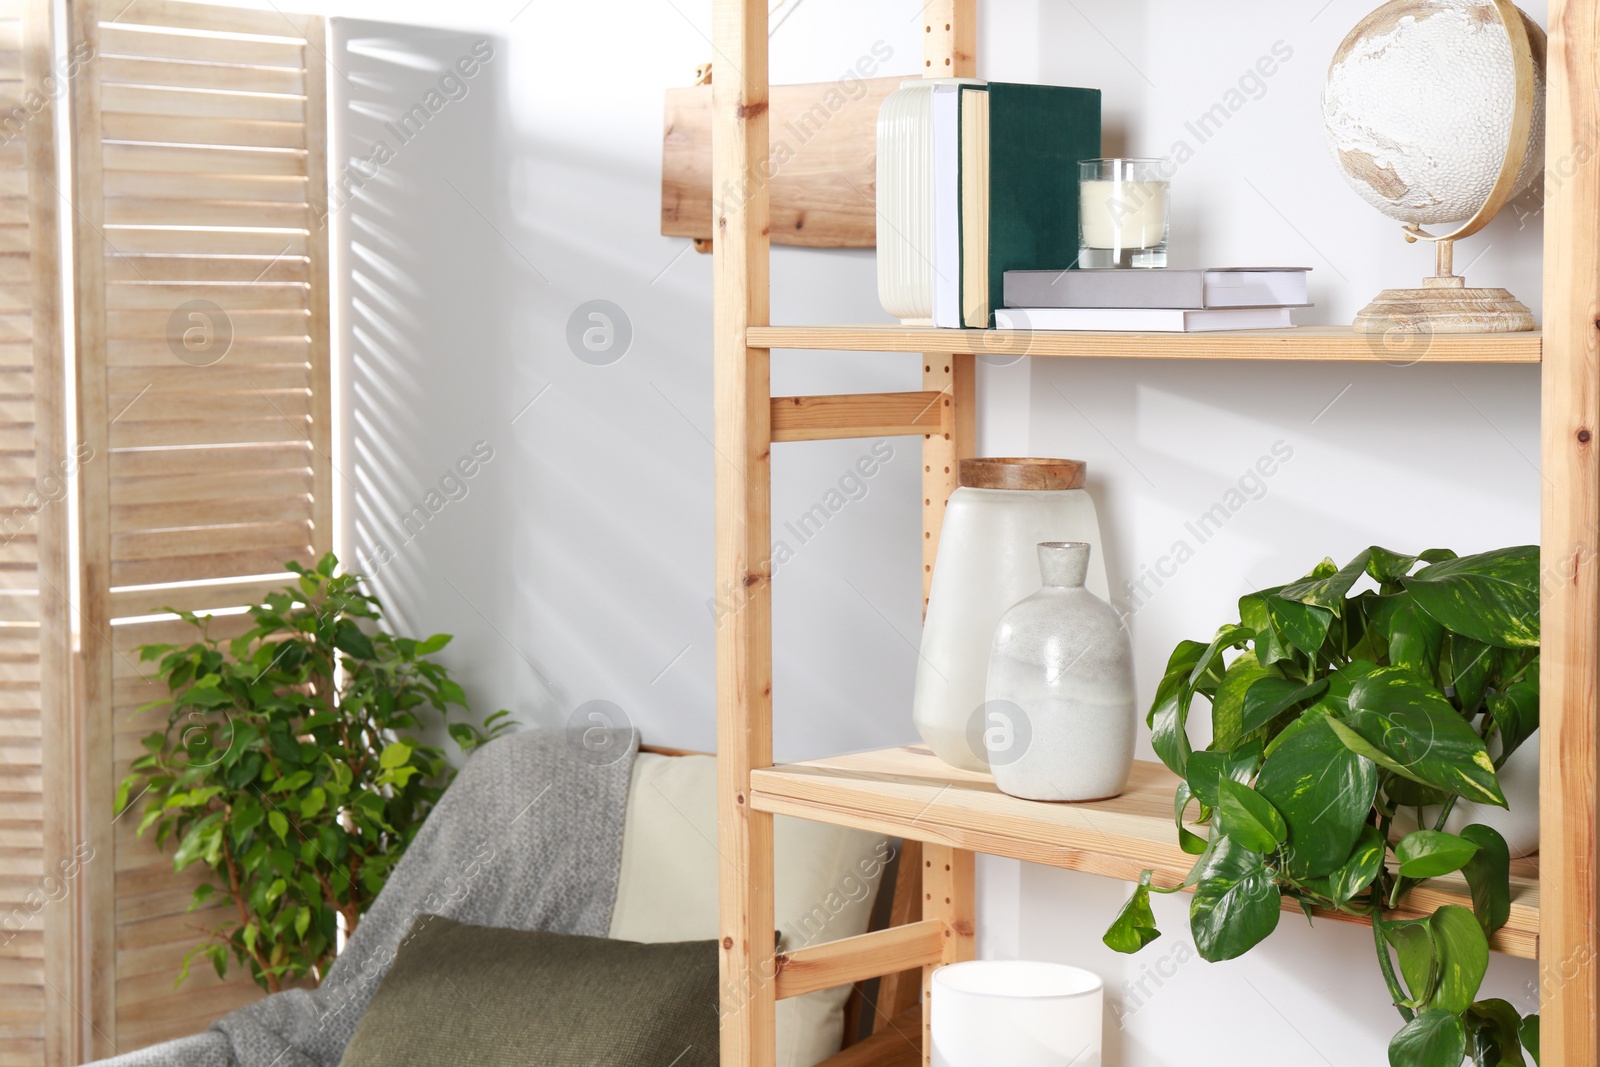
left=995, top=267, right=1313, bottom=332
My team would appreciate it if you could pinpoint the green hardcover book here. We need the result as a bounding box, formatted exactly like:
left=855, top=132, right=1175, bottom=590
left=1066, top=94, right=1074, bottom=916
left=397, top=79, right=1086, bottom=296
left=966, top=82, right=1102, bottom=328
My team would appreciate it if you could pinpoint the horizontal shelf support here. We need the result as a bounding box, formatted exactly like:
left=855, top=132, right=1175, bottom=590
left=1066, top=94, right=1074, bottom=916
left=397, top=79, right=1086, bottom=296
left=750, top=325, right=1543, bottom=363
left=773, top=918, right=946, bottom=1000
left=770, top=391, right=944, bottom=442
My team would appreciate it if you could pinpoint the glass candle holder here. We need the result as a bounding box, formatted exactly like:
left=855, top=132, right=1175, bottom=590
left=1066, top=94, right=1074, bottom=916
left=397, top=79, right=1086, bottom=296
left=1079, top=158, right=1171, bottom=269
left=931, top=960, right=1104, bottom=1067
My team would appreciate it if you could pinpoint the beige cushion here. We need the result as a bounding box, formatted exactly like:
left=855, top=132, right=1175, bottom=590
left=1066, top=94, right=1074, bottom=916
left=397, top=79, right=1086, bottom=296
left=610, top=753, right=890, bottom=1067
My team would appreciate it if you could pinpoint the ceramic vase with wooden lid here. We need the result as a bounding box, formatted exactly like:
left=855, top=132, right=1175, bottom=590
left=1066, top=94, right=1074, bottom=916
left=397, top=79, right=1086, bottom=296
left=913, top=459, right=1109, bottom=773
left=985, top=542, right=1135, bottom=802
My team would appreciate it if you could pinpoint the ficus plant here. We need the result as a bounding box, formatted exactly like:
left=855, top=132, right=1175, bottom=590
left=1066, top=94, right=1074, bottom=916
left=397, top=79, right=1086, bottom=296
left=117, top=554, right=514, bottom=992
left=1103, top=546, right=1541, bottom=1067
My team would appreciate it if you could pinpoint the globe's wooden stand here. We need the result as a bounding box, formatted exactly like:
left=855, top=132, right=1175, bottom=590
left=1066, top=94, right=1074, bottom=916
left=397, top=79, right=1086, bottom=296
left=1353, top=237, right=1537, bottom=334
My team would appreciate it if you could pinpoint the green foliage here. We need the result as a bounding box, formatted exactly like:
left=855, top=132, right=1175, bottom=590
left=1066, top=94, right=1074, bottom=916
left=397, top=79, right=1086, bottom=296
left=117, top=554, right=515, bottom=992
left=1102, top=546, right=1541, bottom=1067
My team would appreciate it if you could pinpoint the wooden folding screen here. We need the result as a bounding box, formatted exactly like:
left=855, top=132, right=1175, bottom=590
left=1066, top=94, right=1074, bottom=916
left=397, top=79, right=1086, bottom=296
left=68, top=0, right=331, bottom=1056
left=0, top=0, right=72, bottom=1064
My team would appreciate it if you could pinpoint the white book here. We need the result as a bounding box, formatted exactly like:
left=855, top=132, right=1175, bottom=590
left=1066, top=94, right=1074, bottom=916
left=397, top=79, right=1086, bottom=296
left=993, top=306, right=1296, bottom=332
left=931, top=83, right=964, bottom=329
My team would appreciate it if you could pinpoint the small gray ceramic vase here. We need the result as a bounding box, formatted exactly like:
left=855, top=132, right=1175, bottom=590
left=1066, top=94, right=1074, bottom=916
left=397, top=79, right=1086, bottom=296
left=983, top=542, right=1136, bottom=802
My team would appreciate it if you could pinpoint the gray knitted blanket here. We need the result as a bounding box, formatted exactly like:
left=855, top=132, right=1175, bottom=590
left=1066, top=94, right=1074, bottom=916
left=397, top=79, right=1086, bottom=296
left=89, top=728, right=638, bottom=1067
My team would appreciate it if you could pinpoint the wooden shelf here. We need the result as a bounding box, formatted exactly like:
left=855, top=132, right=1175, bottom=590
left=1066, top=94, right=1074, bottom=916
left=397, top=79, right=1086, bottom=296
left=749, top=324, right=1543, bottom=362
left=750, top=745, right=1540, bottom=959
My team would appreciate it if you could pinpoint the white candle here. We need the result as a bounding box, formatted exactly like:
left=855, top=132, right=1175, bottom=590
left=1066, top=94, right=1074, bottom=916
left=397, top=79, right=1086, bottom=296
left=1080, top=179, right=1169, bottom=250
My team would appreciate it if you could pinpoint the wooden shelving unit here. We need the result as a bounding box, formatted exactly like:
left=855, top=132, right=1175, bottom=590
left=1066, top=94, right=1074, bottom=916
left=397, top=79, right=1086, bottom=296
left=711, top=1, right=1600, bottom=1064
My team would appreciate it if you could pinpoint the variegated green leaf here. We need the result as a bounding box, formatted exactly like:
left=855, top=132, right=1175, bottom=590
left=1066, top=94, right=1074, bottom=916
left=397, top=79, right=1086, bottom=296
left=1344, top=668, right=1505, bottom=807
left=1403, top=546, right=1539, bottom=649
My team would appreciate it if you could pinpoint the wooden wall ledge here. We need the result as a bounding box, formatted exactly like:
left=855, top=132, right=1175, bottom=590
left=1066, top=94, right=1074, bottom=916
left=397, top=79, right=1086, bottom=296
left=661, top=76, right=897, bottom=249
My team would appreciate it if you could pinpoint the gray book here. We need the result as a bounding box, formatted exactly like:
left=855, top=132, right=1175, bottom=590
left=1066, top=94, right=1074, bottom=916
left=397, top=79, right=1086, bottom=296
left=1003, top=267, right=1311, bottom=309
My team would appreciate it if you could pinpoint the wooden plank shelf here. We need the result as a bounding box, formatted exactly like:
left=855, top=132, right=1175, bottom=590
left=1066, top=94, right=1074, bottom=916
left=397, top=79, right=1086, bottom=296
left=750, top=745, right=1540, bottom=960
left=749, top=324, right=1544, bottom=362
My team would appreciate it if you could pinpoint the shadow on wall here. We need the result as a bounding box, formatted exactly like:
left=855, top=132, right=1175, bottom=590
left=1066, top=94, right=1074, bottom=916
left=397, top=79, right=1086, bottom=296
left=330, top=21, right=547, bottom=736
left=325, top=3, right=952, bottom=758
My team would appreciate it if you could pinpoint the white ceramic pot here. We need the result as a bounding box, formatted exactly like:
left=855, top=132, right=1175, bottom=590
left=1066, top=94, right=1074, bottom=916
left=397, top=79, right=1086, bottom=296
left=985, top=543, right=1135, bottom=802
left=913, top=459, right=1109, bottom=773
left=1390, top=729, right=1539, bottom=857
left=931, top=960, right=1103, bottom=1067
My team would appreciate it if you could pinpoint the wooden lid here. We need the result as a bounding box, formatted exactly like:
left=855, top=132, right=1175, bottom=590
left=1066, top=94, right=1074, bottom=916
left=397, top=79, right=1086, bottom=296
left=959, top=458, right=1086, bottom=491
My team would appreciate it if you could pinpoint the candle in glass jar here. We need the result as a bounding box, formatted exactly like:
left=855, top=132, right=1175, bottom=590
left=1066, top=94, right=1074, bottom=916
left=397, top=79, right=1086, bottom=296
left=1078, top=159, right=1171, bottom=269
left=1079, top=179, right=1168, bottom=249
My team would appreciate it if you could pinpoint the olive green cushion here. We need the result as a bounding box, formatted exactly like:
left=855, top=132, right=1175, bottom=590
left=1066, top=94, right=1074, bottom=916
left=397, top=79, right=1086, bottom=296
left=337, top=915, right=719, bottom=1067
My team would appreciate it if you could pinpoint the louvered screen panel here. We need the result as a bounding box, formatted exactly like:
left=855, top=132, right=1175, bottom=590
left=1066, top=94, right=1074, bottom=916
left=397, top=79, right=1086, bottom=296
left=0, top=0, right=71, bottom=1063
left=71, top=0, right=330, bottom=1055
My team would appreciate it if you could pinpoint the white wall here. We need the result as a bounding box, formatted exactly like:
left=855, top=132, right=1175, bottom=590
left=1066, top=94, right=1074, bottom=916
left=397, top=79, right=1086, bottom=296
left=316, top=0, right=1542, bottom=1062
left=325, top=0, right=934, bottom=763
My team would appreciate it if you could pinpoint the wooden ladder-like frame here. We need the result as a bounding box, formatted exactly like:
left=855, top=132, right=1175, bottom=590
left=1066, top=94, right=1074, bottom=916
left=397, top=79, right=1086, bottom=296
left=712, top=1, right=1600, bottom=1064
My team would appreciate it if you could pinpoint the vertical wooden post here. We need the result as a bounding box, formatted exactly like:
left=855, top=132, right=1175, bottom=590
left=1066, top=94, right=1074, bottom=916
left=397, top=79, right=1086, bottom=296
left=65, top=0, right=116, bottom=1055
left=872, top=839, right=925, bottom=1031
left=712, top=1, right=775, bottom=1066
left=922, top=0, right=977, bottom=80
left=920, top=354, right=975, bottom=612
left=26, top=0, right=75, bottom=1060
left=1540, top=2, right=1600, bottom=1062
left=921, top=844, right=976, bottom=1066
left=918, top=8, right=979, bottom=1065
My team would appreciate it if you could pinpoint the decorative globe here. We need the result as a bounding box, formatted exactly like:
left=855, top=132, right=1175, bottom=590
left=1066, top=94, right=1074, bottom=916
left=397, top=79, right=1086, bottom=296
left=1322, top=0, right=1546, bottom=226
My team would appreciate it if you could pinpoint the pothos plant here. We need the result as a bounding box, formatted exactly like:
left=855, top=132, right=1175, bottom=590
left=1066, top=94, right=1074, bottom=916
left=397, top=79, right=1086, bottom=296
left=1102, top=546, right=1541, bottom=1067
left=117, top=554, right=514, bottom=992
